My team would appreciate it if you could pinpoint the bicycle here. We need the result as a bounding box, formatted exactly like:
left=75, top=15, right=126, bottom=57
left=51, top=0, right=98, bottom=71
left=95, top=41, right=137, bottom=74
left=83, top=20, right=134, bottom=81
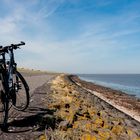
left=0, top=41, right=30, bottom=130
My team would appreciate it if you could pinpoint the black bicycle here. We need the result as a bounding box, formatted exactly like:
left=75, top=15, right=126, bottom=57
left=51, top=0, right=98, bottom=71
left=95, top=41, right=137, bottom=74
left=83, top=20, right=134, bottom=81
left=0, top=41, right=30, bottom=129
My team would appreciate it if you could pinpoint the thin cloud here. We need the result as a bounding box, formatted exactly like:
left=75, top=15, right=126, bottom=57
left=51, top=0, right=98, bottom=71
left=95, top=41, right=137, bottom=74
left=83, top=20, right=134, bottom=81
left=35, top=0, right=64, bottom=19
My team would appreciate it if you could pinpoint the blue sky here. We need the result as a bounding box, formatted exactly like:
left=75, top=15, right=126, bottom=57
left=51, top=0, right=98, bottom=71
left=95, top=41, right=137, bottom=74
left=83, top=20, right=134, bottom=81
left=0, top=0, right=140, bottom=73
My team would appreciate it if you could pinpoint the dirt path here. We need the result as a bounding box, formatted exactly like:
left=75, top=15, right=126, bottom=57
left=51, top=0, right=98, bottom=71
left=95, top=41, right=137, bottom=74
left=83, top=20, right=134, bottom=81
left=0, top=74, right=56, bottom=140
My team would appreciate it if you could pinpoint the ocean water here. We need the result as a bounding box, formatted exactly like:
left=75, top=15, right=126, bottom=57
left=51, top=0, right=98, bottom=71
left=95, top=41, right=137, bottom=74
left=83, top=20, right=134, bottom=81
left=78, top=74, right=140, bottom=98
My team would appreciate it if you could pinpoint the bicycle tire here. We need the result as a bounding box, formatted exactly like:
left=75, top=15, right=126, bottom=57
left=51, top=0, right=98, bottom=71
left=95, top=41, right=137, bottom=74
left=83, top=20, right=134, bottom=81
left=0, top=74, right=9, bottom=129
left=12, top=71, right=30, bottom=111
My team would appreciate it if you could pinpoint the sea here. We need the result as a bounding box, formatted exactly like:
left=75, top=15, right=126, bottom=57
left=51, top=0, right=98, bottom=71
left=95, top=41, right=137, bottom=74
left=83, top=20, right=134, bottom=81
left=78, top=74, right=140, bottom=98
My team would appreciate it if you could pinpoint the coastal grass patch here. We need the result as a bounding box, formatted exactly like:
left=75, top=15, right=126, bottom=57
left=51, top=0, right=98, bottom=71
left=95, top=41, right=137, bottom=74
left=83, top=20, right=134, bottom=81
left=43, top=74, right=140, bottom=140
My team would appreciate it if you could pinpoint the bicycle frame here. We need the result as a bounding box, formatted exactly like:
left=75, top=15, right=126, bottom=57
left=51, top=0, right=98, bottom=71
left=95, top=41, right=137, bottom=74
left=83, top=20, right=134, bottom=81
left=0, top=49, right=17, bottom=94
left=0, top=53, right=9, bottom=94
left=7, top=49, right=16, bottom=90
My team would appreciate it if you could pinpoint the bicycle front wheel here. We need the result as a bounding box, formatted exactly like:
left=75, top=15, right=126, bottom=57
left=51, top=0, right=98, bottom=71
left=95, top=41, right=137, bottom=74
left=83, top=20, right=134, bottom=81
left=12, top=71, right=30, bottom=111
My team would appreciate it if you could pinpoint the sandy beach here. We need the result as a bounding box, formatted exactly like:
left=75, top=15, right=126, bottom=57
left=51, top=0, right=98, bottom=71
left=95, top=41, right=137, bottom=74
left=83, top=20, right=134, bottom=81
left=0, top=73, right=140, bottom=140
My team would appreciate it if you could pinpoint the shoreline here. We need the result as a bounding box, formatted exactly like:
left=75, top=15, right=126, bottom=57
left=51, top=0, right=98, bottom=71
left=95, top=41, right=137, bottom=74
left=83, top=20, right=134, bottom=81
left=69, top=75, right=140, bottom=122
left=79, top=76, right=140, bottom=98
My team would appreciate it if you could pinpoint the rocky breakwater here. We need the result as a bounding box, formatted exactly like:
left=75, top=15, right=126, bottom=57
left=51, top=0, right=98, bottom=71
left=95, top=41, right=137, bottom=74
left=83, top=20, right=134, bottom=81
left=42, top=74, right=140, bottom=140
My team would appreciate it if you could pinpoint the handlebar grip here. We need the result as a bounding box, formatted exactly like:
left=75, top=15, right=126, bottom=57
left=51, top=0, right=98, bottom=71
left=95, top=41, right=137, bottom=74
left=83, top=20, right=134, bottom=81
left=20, top=41, right=25, bottom=45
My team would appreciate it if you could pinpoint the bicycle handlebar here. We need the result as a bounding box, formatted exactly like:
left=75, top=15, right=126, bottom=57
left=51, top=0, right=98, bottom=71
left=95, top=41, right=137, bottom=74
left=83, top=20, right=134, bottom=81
left=0, top=41, right=25, bottom=53
left=6, top=41, right=25, bottom=48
